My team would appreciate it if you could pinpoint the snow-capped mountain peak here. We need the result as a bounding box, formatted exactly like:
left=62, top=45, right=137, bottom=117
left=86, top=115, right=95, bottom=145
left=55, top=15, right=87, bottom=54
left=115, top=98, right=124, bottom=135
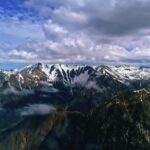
left=0, top=63, right=150, bottom=93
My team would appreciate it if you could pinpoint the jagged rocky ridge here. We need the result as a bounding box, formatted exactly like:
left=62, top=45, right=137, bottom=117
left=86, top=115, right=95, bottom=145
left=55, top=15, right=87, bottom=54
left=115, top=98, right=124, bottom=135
left=0, top=63, right=150, bottom=108
left=0, top=63, right=150, bottom=150
left=0, top=89, right=150, bottom=150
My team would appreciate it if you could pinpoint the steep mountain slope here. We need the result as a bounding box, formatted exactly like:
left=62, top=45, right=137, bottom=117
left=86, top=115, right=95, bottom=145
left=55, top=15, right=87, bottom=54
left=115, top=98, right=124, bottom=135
left=0, top=64, right=123, bottom=108
left=0, top=112, right=86, bottom=150
left=0, top=63, right=149, bottom=110
left=0, top=89, right=149, bottom=150
left=1, top=63, right=150, bottom=90
left=0, top=63, right=150, bottom=150
left=85, top=89, right=150, bottom=150
left=0, top=114, right=57, bottom=150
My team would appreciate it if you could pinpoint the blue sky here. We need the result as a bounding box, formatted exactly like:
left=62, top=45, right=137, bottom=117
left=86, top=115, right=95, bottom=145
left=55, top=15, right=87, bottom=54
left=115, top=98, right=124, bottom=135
left=0, top=0, right=23, bottom=11
left=0, top=0, right=150, bottom=69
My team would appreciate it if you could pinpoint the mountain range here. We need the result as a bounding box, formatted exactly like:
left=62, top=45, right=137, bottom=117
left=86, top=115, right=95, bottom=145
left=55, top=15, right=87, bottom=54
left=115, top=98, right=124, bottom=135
left=0, top=63, right=150, bottom=150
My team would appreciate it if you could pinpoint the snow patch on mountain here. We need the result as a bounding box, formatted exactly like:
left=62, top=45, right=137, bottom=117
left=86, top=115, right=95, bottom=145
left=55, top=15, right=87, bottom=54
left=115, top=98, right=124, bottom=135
left=112, top=65, right=150, bottom=80
left=1, top=63, right=150, bottom=94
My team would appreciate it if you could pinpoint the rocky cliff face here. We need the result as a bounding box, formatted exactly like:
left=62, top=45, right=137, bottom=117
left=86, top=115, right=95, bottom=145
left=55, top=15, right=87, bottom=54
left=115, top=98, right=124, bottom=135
left=0, top=112, right=86, bottom=150
left=0, top=63, right=150, bottom=150
left=1, top=63, right=150, bottom=93
left=85, top=89, right=150, bottom=150
left=0, top=90, right=149, bottom=150
left=0, top=63, right=150, bottom=109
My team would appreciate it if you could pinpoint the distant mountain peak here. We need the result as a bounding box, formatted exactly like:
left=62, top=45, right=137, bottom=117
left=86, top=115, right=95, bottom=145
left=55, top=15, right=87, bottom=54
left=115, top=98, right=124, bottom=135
left=0, top=63, right=150, bottom=95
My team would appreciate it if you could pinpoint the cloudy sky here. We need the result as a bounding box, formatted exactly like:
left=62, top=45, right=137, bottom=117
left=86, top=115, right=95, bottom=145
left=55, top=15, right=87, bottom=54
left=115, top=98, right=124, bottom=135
left=0, top=0, right=150, bottom=68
